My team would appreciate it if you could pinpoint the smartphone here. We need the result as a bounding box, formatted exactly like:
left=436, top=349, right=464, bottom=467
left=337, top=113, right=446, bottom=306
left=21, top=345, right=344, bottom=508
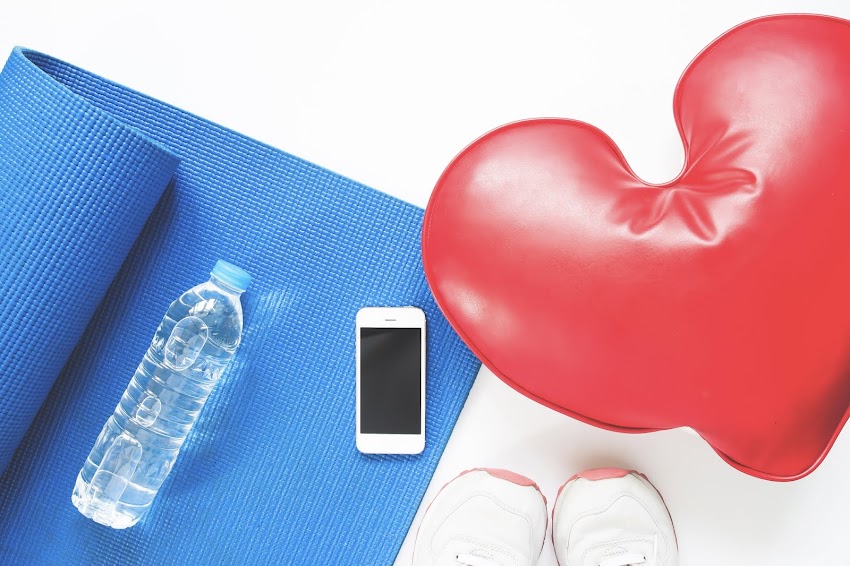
left=356, top=306, right=426, bottom=455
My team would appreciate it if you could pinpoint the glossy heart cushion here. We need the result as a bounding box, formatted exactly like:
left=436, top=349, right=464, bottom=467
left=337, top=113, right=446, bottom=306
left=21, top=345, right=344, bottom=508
left=422, top=15, right=850, bottom=481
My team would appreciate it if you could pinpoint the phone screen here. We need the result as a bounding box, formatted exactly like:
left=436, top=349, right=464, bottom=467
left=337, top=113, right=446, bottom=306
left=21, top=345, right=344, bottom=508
left=360, top=327, right=422, bottom=434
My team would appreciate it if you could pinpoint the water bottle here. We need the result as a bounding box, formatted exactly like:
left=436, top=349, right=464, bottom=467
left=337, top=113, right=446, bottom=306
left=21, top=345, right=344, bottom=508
left=72, top=260, right=251, bottom=528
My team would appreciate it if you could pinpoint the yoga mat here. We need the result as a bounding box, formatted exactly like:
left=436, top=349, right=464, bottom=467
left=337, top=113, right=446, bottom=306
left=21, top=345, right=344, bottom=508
left=0, top=47, right=480, bottom=565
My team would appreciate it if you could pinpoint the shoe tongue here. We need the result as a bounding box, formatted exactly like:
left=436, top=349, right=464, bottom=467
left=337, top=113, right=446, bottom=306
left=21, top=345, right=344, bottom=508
left=456, top=549, right=497, bottom=566
left=584, top=541, right=654, bottom=566
left=444, top=539, right=517, bottom=566
left=598, top=547, right=647, bottom=566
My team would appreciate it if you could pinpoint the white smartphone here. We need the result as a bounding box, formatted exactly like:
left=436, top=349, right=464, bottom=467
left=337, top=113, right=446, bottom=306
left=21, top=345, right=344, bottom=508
left=356, top=306, right=426, bottom=455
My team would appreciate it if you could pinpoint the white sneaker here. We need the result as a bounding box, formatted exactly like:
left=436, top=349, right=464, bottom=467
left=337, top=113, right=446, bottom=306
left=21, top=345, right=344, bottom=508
left=552, top=469, right=678, bottom=566
left=412, top=468, right=548, bottom=566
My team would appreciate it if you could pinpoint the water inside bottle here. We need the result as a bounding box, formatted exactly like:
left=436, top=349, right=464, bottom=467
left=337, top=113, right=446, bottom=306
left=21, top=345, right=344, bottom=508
left=72, top=263, right=248, bottom=528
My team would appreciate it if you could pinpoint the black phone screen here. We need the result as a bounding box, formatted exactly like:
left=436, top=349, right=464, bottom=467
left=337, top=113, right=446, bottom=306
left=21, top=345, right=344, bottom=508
left=360, top=327, right=422, bottom=434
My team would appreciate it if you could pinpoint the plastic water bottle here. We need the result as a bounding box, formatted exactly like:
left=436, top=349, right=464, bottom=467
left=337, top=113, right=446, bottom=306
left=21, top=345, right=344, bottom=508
left=72, top=260, right=251, bottom=528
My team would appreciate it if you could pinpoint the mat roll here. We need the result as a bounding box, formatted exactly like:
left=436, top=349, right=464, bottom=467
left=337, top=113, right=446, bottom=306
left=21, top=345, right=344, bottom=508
left=0, top=47, right=479, bottom=565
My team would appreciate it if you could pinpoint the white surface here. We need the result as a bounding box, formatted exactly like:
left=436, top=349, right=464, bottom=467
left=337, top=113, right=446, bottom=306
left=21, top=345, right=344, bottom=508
left=3, top=1, right=850, bottom=563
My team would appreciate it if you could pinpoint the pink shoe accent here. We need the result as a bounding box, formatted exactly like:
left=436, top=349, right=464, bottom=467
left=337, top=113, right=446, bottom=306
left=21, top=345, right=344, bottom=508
left=555, top=467, right=631, bottom=502
left=572, top=467, right=631, bottom=482
left=459, top=467, right=545, bottom=498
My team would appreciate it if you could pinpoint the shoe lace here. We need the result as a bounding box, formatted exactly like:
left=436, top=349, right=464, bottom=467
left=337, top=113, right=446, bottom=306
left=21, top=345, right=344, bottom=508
left=598, top=553, right=647, bottom=566
left=455, top=552, right=498, bottom=566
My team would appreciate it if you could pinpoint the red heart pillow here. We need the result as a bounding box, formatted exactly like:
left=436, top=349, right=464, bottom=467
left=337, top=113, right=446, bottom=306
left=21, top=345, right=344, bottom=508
left=423, top=14, right=850, bottom=481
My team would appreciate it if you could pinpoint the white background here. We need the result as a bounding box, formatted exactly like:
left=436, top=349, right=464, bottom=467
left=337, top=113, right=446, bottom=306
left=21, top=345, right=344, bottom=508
left=4, top=1, right=850, bottom=564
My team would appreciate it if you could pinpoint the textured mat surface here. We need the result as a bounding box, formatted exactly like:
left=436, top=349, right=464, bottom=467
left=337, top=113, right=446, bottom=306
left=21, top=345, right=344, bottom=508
left=0, top=47, right=479, bottom=565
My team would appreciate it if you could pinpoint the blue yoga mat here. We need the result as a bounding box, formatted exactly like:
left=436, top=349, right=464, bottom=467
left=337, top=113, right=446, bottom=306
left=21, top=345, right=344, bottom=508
left=0, top=47, right=479, bottom=565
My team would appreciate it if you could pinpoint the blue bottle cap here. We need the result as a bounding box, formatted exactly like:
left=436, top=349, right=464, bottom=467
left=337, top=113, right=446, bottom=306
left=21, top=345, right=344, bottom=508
left=211, top=260, right=252, bottom=292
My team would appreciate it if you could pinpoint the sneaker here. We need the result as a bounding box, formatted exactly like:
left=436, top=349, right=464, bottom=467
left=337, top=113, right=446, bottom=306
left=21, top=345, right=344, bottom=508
left=412, top=468, right=548, bottom=566
left=552, top=468, right=678, bottom=566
